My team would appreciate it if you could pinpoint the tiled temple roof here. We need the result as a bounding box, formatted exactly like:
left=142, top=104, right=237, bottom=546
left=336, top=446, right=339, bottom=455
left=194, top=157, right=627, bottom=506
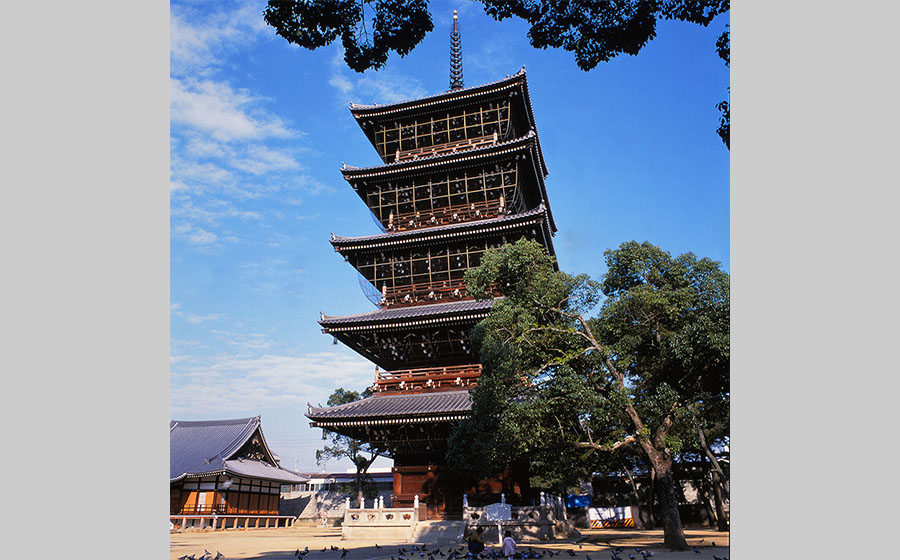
left=349, top=68, right=527, bottom=116
left=347, top=68, right=548, bottom=179
left=169, top=417, right=307, bottom=483
left=340, top=132, right=554, bottom=232
left=319, top=298, right=495, bottom=331
left=341, top=131, right=542, bottom=177
left=307, top=390, right=472, bottom=425
left=331, top=204, right=552, bottom=252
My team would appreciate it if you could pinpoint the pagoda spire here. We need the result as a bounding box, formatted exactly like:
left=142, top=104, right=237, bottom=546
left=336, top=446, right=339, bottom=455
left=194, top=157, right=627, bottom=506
left=449, top=10, right=463, bottom=91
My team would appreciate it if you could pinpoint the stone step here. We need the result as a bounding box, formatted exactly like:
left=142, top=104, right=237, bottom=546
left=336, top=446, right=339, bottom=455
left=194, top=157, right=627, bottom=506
left=410, top=520, right=466, bottom=545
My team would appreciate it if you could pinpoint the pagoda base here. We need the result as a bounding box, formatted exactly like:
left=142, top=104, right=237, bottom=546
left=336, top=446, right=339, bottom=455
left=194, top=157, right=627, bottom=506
left=390, top=461, right=531, bottom=520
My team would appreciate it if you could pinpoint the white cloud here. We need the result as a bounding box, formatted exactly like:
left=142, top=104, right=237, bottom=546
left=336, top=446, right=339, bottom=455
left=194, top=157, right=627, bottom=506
left=328, top=47, right=428, bottom=106
left=170, top=0, right=270, bottom=77
left=170, top=351, right=374, bottom=416
left=171, top=78, right=293, bottom=142
left=186, top=313, right=222, bottom=324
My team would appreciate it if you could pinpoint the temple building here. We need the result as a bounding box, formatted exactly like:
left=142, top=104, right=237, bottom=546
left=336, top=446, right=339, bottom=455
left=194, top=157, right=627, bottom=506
left=170, top=417, right=307, bottom=516
left=307, top=12, right=556, bottom=520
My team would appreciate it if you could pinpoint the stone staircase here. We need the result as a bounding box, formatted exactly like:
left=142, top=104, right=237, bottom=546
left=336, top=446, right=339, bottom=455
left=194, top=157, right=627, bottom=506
left=409, top=520, right=466, bottom=545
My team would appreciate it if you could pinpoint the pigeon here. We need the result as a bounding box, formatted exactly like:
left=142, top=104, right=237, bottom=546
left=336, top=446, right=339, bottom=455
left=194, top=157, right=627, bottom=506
left=333, top=546, right=341, bottom=552
left=214, top=553, right=224, bottom=560
left=342, top=549, right=348, bottom=558
left=711, top=542, right=716, bottom=548
left=692, top=548, right=701, bottom=555
left=377, top=545, right=383, bottom=550
left=586, top=555, right=593, bottom=560
left=629, top=555, right=636, bottom=560
left=579, top=544, right=583, bottom=550
left=567, top=551, right=576, bottom=557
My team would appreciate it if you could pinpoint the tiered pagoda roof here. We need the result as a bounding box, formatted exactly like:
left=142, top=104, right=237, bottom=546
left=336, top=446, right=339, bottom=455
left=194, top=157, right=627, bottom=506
left=307, top=390, right=473, bottom=456
left=348, top=68, right=547, bottom=176
left=331, top=204, right=553, bottom=253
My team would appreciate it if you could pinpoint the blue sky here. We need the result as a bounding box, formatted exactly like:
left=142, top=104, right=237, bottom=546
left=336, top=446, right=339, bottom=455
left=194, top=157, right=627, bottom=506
left=169, top=0, right=730, bottom=474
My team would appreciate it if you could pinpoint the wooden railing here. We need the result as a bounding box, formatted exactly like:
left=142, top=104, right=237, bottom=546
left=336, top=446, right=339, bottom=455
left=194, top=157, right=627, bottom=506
left=382, top=280, right=467, bottom=308
left=393, top=134, right=498, bottom=163
left=386, top=199, right=506, bottom=232
left=373, top=364, right=482, bottom=393
left=172, top=504, right=278, bottom=516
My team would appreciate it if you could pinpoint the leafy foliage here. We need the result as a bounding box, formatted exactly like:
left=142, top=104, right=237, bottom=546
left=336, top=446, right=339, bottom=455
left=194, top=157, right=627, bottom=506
left=447, top=239, right=729, bottom=549
left=263, top=1, right=729, bottom=144
left=263, top=0, right=433, bottom=72
left=715, top=26, right=730, bottom=149
left=480, top=0, right=728, bottom=71
left=264, top=0, right=728, bottom=72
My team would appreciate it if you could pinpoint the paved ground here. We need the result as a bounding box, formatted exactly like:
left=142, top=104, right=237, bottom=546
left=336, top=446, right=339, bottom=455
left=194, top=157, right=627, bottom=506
left=171, top=526, right=730, bottom=560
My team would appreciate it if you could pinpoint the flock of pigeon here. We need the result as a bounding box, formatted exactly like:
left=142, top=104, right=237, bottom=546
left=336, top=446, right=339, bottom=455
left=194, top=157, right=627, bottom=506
left=178, top=550, right=224, bottom=560
left=179, top=538, right=726, bottom=560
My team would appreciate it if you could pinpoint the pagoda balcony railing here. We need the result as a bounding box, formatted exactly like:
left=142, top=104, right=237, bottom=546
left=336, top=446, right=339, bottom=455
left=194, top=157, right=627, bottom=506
left=372, top=364, right=482, bottom=393
left=393, top=133, right=499, bottom=163
left=381, top=279, right=468, bottom=308
left=386, top=199, right=508, bottom=232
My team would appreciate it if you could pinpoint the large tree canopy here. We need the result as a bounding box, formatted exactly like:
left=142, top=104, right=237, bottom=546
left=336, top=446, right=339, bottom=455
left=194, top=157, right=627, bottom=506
left=263, top=1, right=729, bottom=146
left=447, top=239, right=729, bottom=549
left=264, top=0, right=728, bottom=72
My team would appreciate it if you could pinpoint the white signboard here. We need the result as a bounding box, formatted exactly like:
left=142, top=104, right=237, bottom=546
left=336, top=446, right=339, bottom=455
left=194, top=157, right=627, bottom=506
left=483, top=503, right=512, bottom=521
left=588, top=506, right=632, bottom=521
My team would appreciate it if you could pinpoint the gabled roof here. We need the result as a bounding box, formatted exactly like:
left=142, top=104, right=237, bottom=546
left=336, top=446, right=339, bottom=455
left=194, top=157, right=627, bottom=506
left=170, top=417, right=307, bottom=484
left=331, top=205, right=554, bottom=253
left=307, top=390, right=472, bottom=425
left=349, top=68, right=530, bottom=120
left=347, top=69, right=548, bottom=178
left=320, top=298, right=495, bottom=332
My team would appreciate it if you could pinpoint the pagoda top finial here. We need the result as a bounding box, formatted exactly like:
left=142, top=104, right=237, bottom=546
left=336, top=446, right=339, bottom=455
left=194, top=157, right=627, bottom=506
left=449, top=10, right=463, bottom=91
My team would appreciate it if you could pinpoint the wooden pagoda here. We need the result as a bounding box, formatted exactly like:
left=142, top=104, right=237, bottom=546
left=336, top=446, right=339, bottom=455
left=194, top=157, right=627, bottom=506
left=307, top=14, right=557, bottom=520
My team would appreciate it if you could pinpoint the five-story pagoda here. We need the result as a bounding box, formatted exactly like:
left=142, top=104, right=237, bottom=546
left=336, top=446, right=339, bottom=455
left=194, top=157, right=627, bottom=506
left=307, top=12, right=557, bottom=520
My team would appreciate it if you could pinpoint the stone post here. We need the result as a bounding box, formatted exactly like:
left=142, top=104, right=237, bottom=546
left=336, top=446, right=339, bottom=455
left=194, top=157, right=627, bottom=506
left=540, top=492, right=545, bottom=506
left=346, top=497, right=351, bottom=511
left=414, top=494, right=419, bottom=509
left=463, top=493, right=468, bottom=508
left=379, top=496, right=384, bottom=509
left=501, top=493, right=506, bottom=504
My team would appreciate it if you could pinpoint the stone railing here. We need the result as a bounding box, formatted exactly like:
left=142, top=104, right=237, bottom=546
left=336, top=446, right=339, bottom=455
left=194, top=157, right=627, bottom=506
left=341, top=496, right=420, bottom=541
left=461, top=493, right=573, bottom=542
left=170, top=514, right=298, bottom=532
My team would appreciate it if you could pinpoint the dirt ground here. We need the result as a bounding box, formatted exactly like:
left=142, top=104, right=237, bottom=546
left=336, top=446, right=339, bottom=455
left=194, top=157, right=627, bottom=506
left=170, top=526, right=730, bottom=560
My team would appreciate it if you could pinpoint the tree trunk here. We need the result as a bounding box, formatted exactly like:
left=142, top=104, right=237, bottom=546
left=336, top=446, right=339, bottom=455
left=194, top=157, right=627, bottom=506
left=644, top=466, right=657, bottom=529
left=710, top=469, right=728, bottom=531
left=653, top=461, right=688, bottom=550
left=356, top=466, right=364, bottom=507
left=623, top=468, right=644, bottom=529
left=696, top=425, right=729, bottom=499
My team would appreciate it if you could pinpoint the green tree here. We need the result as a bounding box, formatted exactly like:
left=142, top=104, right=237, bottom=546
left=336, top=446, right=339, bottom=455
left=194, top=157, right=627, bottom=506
left=316, top=387, right=384, bottom=506
left=715, top=25, right=730, bottom=149
left=263, top=1, right=729, bottom=144
left=447, top=239, right=729, bottom=550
